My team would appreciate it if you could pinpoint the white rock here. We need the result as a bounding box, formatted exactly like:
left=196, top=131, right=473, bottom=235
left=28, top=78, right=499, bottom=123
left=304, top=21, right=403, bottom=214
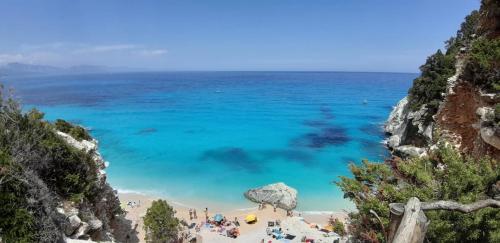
left=481, top=127, right=500, bottom=150
left=476, top=107, right=494, bottom=122
left=66, top=215, right=82, bottom=236
left=72, top=222, right=89, bottom=239
left=244, top=182, right=298, bottom=210
left=387, top=135, right=401, bottom=149
left=57, top=131, right=97, bottom=153
left=385, top=96, right=409, bottom=136
left=88, top=219, right=103, bottom=231
left=394, top=145, right=427, bottom=158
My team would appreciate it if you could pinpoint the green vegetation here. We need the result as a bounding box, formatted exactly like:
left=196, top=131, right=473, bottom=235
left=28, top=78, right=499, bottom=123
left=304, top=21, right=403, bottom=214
left=408, top=49, right=456, bottom=114
left=55, top=118, right=92, bottom=141
left=0, top=86, right=106, bottom=241
left=143, top=199, right=180, bottom=243
left=463, top=37, right=500, bottom=92
left=407, top=10, right=480, bottom=116
left=337, top=145, right=500, bottom=243
left=329, top=218, right=346, bottom=237
left=0, top=153, right=35, bottom=243
left=495, top=104, right=500, bottom=125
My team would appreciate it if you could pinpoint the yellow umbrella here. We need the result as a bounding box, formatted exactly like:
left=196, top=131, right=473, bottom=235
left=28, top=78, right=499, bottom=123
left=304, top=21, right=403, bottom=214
left=245, top=214, right=257, bottom=223
left=323, top=225, right=334, bottom=232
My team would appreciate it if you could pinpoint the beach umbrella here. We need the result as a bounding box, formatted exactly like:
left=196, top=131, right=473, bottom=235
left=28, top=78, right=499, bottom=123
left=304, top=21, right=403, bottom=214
left=244, top=214, right=257, bottom=223
left=214, top=213, right=224, bottom=222
left=323, top=225, right=334, bottom=232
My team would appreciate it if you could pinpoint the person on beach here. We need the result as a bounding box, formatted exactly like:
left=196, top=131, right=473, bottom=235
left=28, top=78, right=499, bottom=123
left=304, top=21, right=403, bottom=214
left=193, top=209, right=197, bottom=219
left=261, top=200, right=265, bottom=209
left=204, top=207, right=209, bottom=221
left=189, top=208, right=193, bottom=220
left=273, top=202, right=277, bottom=212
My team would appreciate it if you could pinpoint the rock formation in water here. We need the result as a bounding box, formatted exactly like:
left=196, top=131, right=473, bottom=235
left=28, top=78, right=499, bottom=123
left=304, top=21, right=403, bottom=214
left=244, top=182, right=298, bottom=210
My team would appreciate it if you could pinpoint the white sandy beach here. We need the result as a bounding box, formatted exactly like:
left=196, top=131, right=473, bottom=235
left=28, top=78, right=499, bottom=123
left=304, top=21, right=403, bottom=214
left=118, top=192, right=349, bottom=243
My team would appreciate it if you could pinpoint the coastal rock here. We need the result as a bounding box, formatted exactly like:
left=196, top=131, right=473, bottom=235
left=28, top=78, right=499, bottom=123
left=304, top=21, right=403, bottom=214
left=66, top=215, right=82, bottom=236
left=476, top=107, right=495, bottom=122
left=57, top=131, right=97, bottom=152
left=385, top=96, right=409, bottom=141
left=481, top=127, right=500, bottom=150
left=244, top=182, right=297, bottom=210
left=394, top=145, right=427, bottom=158
left=88, top=218, right=103, bottom=231
left=72, top=222, right=90, bottom=239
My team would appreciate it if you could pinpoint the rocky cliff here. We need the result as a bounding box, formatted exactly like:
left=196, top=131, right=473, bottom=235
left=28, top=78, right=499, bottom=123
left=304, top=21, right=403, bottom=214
left=385, top=1, right=500, bottom=159
left=55, top=131, right=121, bottom=242
left=0, top=98, right=125, bottom=243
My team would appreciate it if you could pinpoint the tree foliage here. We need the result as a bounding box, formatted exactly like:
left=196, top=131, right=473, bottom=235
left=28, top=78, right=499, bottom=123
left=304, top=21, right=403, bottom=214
left=407, top=10, right=480, bottom=115
left=337, top=145, right=500, bottom=243
left=463, top=37, right=500, bottom=92
left=0, top=86, right=108, bottom=241
left=55, top=118, right=92, bottom=141
left=143, top=199, right=180, bottom=243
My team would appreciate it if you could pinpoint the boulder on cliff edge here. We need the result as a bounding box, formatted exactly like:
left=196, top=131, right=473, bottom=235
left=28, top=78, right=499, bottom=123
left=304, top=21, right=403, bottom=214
left=244, top=182, right=297, bottom=210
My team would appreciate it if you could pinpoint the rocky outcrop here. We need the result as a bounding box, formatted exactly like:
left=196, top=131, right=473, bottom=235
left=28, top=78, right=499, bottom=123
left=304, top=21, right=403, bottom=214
left=384, top=96, right=432, bottom=156
left=56, top=131, right=121, bottom=242
left=385, top=97, right=409, bottom=148
left=244, top=182, right=298, bottom=210
left=394, top=145, right=427, bottom=158
left=481, top=127, right=500, bottom=150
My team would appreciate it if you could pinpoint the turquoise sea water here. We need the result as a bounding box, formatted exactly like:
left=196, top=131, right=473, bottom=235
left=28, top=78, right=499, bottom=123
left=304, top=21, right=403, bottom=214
left=5, top=72, right=414, bottom=211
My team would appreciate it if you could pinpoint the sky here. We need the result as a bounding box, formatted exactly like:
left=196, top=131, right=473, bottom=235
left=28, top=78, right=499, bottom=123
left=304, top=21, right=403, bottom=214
left=0, top=0, right=480, bottom=72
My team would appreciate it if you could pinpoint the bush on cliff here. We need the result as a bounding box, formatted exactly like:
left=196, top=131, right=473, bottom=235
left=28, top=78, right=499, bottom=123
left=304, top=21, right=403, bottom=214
left=337, top=145, right=500, bottom=243
left=55, top=118, right=92, bottom=141
left=407, top=10, right=480, bottom=114
left=0, top=86, right=112, bottom=241
left=463, top=37, right=500, bottom=92
left=143, top=200, right=180, bottom=243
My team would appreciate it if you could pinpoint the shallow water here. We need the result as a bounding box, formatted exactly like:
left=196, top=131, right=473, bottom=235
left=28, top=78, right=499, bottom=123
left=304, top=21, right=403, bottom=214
left=5, top=71, right=414, bottom=211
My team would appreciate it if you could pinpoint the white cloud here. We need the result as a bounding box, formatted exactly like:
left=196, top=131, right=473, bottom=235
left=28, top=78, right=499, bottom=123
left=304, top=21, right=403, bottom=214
left=73, top=44, right=139, bottom=54
left=137, top=49, right=168, bottom=57
left=0, top=53, right=25, bottom=64
left=0, top=42, right=169, bottom=67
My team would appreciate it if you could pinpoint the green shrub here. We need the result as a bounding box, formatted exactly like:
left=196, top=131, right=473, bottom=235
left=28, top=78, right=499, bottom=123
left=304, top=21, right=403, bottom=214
left=337, top=146, right=500, bottom=243
left=330, top=218, right=346, bottom=237
left=54, top=119, right=92, bottom=141
left=464, top=37, right=500, bottom=92
left=0, top=86, right=103, bottom=241
left=143, top=200, right=180, bottom=243
left=69, top=126, right=92, bottom=141
left=495, top=103, right=500, bottom=124
left=0, top=155, right=35, bottom=243
left=54, top=119, right=73, bottom=133
left=408, top=50, right=456, bottom=114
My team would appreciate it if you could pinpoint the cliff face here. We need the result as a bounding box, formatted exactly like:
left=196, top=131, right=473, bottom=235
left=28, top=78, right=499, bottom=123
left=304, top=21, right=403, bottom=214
left=55, top=132, right=122, bottom=242
left=0, top=99, right=124, bottom=243
left=385, top=1, right=500, bottom=159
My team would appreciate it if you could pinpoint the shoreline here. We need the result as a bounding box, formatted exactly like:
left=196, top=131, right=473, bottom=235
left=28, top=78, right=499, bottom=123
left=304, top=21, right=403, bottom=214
left=118, top=192, right=349, bottom=242
left=114, top=187, right=354, bottom=213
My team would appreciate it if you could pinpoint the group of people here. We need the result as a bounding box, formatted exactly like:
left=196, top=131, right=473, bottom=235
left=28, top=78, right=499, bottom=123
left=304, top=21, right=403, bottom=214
left=258, top=200, right=280, bottom=213
left=126, top=200, right=141, bottom=208
left=188, top=208, right=198, bottom=220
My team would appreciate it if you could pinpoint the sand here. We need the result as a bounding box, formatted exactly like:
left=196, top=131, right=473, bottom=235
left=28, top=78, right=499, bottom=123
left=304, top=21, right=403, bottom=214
left=117, top=192, right=348, bottom=243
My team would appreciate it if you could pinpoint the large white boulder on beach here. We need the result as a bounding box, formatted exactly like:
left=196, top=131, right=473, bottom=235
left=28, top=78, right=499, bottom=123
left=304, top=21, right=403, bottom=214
left=244, top=182, right=297, bottom=210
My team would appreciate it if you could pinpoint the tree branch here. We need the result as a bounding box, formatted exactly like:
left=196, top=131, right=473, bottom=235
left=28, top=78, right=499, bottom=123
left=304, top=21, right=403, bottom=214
left=421, top=199, right=500, bottom=213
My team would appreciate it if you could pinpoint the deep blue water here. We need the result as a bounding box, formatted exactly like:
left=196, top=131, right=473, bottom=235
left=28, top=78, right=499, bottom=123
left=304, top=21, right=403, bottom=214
left=4, top=71, right=414, bottom=211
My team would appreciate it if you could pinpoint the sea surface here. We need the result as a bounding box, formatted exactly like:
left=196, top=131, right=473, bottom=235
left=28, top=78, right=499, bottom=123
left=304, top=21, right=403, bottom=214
left=4, top=71, right=414, bottom=211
